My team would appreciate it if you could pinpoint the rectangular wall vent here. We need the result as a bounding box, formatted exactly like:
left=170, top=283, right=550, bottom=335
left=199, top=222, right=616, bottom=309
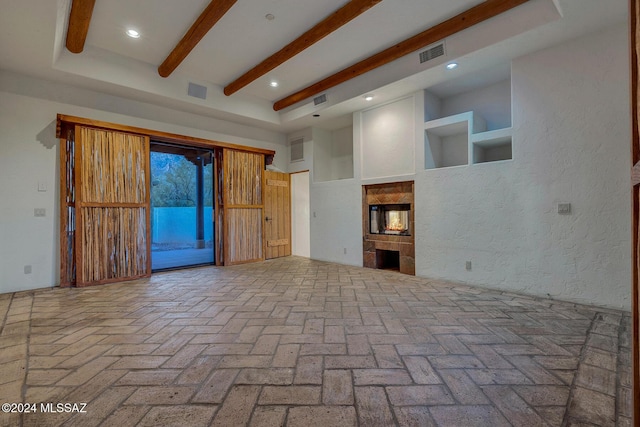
left=313, top=94, right=327, bottom=105
left=419, top=43, right=445, bottom=64
left=290, top=138, right=304, bottom=162
left=188, top=82, right=207, bottom=100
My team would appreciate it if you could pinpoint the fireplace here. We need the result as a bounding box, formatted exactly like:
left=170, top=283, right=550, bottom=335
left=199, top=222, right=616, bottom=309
left=370, top=204, right=410, bottom=236
left=363, top=181, right=414, bottom=275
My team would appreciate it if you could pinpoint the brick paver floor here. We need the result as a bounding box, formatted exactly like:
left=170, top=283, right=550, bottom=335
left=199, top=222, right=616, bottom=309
left=0, top=256, right=631, bottom=426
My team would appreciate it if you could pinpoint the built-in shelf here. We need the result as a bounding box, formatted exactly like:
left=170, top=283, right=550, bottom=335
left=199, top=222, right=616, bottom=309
left=313, top=125, right=354, bottom=182
left=425, top=111, right=512, bottom=169
left=472, top=127, right=512, bottom=164
left=424, top=113, right=470, bottom=136
left=470, top=127, right=512, bottom=145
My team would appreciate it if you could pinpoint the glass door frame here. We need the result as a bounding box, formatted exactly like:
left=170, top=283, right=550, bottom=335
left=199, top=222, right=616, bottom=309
left=149, top=141, right=216, bottom=271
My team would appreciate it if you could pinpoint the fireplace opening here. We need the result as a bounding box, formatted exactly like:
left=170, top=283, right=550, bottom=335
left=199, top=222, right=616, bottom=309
left=370, top=204, right=410, bottom=236
left=376, top=249, right=400, bottom=271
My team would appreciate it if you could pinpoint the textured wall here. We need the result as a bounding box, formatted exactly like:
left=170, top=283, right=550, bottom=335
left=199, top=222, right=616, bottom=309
left=414, top=25, right=631, bottom=309
left=309, top=180, right=363, bottom=266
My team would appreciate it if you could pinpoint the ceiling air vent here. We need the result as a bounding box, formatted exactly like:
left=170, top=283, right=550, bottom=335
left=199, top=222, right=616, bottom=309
left=313, top=94, right=327, bottom=106
left=290, top=138, right=304, bottom=162
left=188, top=82, right=207, bottom=100
left=419, top=43, right=445, bottom=64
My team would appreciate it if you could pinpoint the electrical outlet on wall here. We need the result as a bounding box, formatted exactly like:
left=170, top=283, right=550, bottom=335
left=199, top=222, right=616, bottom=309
left=34, top=208, right=46, bottom=217
left=344, top=248, right=347, bottom=254
left=466, top=261, right=472, bottom=271
left=558, top=203, right=571, bottom=215
left=24, top=265, right=32, bottom=274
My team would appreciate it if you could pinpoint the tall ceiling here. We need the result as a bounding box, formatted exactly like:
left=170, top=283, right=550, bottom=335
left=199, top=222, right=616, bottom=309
left=0, top=0, right=628, bottom=133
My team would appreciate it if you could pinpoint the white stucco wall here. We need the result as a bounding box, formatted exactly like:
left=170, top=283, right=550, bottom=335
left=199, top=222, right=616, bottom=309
left=0, top=74, right=287, bottom=294
left=414, top=25, right=630, bottom=309
left=309, top=180, right=363, bottom=266
left=307, top=24, right=630, bottom=310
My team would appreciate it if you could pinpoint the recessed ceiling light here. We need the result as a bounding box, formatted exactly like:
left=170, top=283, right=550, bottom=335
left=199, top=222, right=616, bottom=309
left=364, top=95, right=374, bottom=101
left=265, top=13, right=275, bottom=21
left=269, top=81, right=279, bottom=88
left=126, top=29, right=140, bottom=39
left=446, top=62, right=458, bottom=70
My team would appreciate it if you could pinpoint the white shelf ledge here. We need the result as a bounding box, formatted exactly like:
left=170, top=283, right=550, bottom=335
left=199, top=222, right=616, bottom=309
left=424, top=112, right=473, bottom=136
left=471, top=127, right=512, bottom=147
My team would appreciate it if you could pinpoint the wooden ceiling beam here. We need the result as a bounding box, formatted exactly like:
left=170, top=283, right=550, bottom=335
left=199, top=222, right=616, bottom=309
left=224, top=0, right=382, bottom=96
left=65, top=0, right=96, bottom=54
left=158, top=0, right=237, bottom=78
left=273, top=0, right=530, bottom=111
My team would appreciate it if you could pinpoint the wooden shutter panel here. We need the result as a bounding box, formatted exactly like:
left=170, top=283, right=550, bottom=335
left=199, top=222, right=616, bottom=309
left=222, top=149, right=264, bottom=265
left=74, top=126, right=151, bottom=286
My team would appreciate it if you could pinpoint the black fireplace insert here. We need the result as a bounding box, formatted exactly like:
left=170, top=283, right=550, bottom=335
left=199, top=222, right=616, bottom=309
left=369, top=204, right=410, bottom=236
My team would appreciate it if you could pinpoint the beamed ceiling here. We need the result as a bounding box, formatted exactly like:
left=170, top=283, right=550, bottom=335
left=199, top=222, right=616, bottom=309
left=0, top=0, right=628, bottom=133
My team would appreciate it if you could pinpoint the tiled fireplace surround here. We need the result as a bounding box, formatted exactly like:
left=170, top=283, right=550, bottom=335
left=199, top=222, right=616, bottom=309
left=362, top=181, right=415, bottom=275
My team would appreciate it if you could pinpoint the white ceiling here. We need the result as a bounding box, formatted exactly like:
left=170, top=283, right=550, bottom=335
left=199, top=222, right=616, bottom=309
left=0, top=0, right=628, bottom=134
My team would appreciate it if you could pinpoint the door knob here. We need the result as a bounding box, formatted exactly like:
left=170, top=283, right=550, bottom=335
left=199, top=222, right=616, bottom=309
left=265, top=216, right=271, bottom=222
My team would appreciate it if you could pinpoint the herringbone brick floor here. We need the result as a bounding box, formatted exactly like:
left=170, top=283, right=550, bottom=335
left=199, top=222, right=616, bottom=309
left=0, top=257, right=631, bottom=426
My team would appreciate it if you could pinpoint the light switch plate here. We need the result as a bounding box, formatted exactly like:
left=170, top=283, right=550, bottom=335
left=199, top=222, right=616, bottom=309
left=558, top=203, right=571, bottom=215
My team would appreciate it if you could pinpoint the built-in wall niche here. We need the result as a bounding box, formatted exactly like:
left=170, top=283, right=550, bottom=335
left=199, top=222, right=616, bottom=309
left=472, top=128, right=512, bottom=164
left=361, top=96, right=415, bottom=179
left=424, top=77, right=512, bottom=169
left=313, top=126, right=354, bottom=182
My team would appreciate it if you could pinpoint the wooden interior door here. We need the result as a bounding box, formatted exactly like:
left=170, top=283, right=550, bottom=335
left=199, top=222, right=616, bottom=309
left=631, top=0, right=640, bottom=420
left=264, top=170, right=291, bottom=259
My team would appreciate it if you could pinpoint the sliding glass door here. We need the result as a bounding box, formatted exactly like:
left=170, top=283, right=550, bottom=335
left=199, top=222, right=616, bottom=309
left=150, top=142, right=214, bottom=270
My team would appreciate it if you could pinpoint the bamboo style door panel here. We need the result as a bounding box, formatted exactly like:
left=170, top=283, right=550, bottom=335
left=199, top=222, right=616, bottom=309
left=222, top=149, right=264, bottom=265
left=264, top=170, right=291, bottom=259
left=73, top=126, right=151, bottom=286
left=60, top=129, right=76, bottom=287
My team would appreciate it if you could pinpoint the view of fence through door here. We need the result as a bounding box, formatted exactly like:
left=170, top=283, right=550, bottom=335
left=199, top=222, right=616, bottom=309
left=150, top=143, right=214, bottom=270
